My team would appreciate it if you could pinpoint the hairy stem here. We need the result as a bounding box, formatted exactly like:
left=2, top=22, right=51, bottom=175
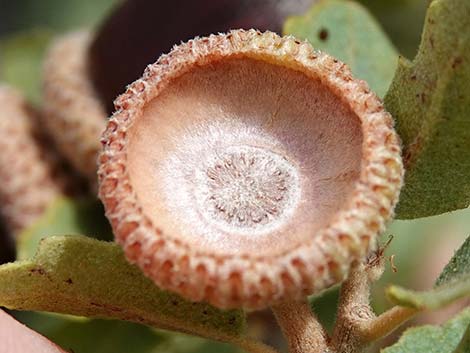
left=271, top=298, right=330, bottom=353
left=331, top=253, right=419, bottom=353
left=331, top=261, right=376, bottom=353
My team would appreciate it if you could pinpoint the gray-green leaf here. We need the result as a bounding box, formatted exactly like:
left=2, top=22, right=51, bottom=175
left=283, top=0, right=398, bottom=97
left=453, top=324, right=470, bottom=353
left=381, top=308, right=470, bottom=353
left=386, top=279, right=470, bottom=310
left=0, top=235, right=246, bottom=343
left=436, top=236, right=470, bottom=287
left=384, top=0, right=470, bottom=219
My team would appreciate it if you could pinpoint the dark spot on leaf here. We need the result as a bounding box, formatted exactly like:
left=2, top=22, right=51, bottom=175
left=202, top=310, right=208, bottom=315
left=403, top=136, right=423, bottom=168
left=403, top=149, right=413, bottom=166
left=30, top=267, right=46, bottom=275
left=318, top=28, right=329, bottom=41
left=65, top=278, right=73, bottom=284
left=420, top=93, right=427, bottom=103
left=416, top=92, right=427, bottom=103
left=171, top=299, right=179, bottom=306
left=452, top=57, right=463, bottom=69
left=410, top=74, right=417, bottom=80
left=429, top=35, right=435, bottom=49
left=228, top=316, right=236, bottom=325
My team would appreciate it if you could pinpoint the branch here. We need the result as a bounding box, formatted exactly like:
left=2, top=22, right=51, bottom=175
left=271, top=298, right=331, bottom=353
left=331, top=243, right=419, bottom=353
left=357, top=306, right=418, bottom=342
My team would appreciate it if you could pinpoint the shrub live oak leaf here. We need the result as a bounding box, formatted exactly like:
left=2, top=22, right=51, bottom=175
left=0, top=236, right=252, bottom=349
left=384, top=0, right=470, bottom=219
left=383, top=233, right=470, bottom=353
left=382, top=307, right=470, bottom=353
left=284, top=0, right=398, bottom=98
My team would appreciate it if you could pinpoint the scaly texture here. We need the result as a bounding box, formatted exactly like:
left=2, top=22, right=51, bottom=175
left=384, top=0, right=470, bottom=219
left=99, top=30, right=403, bottom=309
left=0, top=86, right=62, bottom=235
left=42, top=31, right=107, bottom=184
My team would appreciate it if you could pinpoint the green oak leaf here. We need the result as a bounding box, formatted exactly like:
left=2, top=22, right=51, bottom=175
left=0, top=30, right=52, bottom=104
left=386, top=279, right=469, bottom=310
left=17, top=197, right=113, bottom=260
left=436, top=236, right=470, bottom=287
left=384, top=0, right=470, bottom=219
left=0, top=235, right=246, bottom=345
left=381, top=308, right=470, bottom=353
left=386, top=236, right=470, bottom=309
left=453, top=324, right=470, bottom=353
left=283, top=0, right=398, bottom=97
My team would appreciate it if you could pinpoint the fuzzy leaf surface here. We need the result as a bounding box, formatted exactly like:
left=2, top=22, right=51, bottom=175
left=381, top=308, right=470, bottom=353
left=384, top=0, right=470, bottom=219
left=453, top=325, right=470, bottom=353
left=0, top=236, right=245, bottom=342
left=436, top=236, right=470, bottom=287
left=386, top=280, right=470, bottom=310
left=284, top=0, right=397, bottom=97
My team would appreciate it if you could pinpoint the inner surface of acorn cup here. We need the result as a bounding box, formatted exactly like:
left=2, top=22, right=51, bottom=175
left=99, top=30, right=403, bottom=309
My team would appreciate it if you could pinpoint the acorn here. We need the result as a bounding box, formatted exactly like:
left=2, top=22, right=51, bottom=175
left=89, top=0, right=316, bottom=112
left=98, top=30, right=403, bottom=310
left=42, top=31, right=107, bottom=184
left=0, top=86, right=62, bottom=236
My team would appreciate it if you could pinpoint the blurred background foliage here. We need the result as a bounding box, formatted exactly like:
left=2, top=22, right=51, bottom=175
left=0, top=0, right=429, bottom=58
left=0, top=0, right=468, bottom=352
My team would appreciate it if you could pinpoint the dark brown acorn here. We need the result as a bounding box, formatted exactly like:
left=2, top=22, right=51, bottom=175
left=89, top=0, right=315, bottom=112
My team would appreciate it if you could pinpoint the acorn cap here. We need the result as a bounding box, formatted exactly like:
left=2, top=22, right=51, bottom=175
left=99, top=30, right=403, bottom=309
left=42, top=31, right=107, bottom=184
left=0, top=86, right=62, bottom=235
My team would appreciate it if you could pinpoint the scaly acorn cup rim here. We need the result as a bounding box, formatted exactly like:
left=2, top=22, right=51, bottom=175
left=98, top=29, right=404, bottom=310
